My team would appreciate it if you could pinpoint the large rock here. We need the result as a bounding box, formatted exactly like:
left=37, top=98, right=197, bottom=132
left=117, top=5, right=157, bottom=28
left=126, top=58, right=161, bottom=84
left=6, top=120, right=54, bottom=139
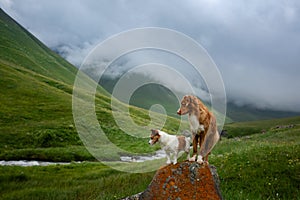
left=123, top=161, right=222, bottom=200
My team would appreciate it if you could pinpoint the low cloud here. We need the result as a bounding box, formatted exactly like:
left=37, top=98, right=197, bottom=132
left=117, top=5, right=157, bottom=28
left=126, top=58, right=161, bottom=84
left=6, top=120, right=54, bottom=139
left=82, top=49, right=211, bottom=102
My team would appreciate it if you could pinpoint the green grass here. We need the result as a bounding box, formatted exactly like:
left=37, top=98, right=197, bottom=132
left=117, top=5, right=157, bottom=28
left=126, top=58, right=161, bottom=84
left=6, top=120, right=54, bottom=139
left=218, top=145, right=299, bottom=199
left=212, top=125, right=300, bottom=199
left=0, top=146, right=95, bottom=162
left=0, top=162, right=154, bottom=200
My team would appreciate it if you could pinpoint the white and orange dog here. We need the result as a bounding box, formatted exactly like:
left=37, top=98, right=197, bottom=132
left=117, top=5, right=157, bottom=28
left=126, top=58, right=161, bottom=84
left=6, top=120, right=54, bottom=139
left=148, top=129, right=190, bottom=165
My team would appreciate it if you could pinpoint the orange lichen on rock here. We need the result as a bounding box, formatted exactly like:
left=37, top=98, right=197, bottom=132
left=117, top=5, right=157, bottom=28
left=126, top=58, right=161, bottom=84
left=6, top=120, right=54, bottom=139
left=124, top=161, right=222, bottom=200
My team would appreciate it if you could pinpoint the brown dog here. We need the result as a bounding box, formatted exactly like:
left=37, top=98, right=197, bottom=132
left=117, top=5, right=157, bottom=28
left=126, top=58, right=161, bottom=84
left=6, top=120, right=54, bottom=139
left=177, top=95, right=219, bottom=163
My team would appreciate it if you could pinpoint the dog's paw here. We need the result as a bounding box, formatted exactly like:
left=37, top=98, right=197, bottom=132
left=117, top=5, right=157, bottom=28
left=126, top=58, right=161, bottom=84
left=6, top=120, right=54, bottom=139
left=173, top=161, right=177, bottom=165
left=166, top=160, right=171, bottom=165
left=189, top=155, right=197, bottom=162
left=197, top=155, right=204, bottom=164
left=197, top=160, right=204, bottom=164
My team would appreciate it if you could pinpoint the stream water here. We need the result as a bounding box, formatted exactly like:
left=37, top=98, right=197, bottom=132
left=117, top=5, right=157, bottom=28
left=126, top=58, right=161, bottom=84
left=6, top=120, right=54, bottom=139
left=120, top=149, right=166, bottom=162
left=0, top=150, right=167, bottom=166
left=0, top=160, right=77, bottom=167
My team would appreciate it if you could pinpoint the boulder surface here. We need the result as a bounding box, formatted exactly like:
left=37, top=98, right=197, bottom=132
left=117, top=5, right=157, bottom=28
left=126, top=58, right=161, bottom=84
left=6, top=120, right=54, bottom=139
left=123, top=161, right=222, bottom=200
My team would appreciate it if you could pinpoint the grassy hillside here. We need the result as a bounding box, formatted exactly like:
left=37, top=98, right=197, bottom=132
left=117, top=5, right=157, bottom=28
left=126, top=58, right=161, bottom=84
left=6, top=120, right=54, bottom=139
left=0, top=8, right=80, bottom=155
left=0, top=8, right=184, bottom=162
left=0, top=10, right=79, bottom=85
left=226, top=102, right=300, bottom=122
left=223, top=116, right=300, bottom=138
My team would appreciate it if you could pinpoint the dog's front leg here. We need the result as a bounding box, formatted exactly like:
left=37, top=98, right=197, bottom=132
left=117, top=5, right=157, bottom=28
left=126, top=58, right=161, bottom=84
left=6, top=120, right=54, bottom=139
left=173, top=151, right=178, bottom=164
left=166, top=152, right=171, bottom=164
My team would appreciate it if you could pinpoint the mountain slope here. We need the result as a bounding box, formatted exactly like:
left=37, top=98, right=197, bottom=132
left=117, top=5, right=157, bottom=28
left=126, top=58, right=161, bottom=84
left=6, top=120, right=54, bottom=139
left=0, top=8, right=80, bottom=150
left=0, top=9, right=78, bottom=85
left=226, top=102, right=300, bottom=122
left=0, top=8, right=184, bottom=161
left=99, top=75, right=232, bottom=124
left=100, top=76, right=179, bottom=117
left=223, top=115, right=300, bottom=138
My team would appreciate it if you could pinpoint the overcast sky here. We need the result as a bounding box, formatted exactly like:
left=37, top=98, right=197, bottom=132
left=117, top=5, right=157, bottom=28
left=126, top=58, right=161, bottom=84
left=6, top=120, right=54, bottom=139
left=1, top=0, right=300, bottom=112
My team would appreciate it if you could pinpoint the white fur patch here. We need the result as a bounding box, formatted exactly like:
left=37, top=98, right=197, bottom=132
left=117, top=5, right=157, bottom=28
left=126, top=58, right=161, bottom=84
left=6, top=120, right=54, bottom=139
left=199, top=124, right=205, bottom=131
left=189, top=114, right=205, bottom=132
left=197, top=155, right=204, bottom=164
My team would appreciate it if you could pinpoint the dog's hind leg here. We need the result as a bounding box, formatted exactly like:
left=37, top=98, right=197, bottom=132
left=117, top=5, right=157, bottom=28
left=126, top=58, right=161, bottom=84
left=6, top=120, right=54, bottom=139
left=197, top=131, right=206, bottom=163
left=185, top=148, right=190, bottom=160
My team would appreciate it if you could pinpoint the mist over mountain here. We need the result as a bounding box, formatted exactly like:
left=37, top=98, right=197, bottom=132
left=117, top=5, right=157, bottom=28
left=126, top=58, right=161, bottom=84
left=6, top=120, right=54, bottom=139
left=96, top=72, right=300, bottom=122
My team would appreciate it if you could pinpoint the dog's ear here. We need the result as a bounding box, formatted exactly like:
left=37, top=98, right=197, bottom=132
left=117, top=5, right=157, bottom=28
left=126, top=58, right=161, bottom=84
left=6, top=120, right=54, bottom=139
left=186, top=95, right=194, bottom=106
left=189, top=95, right=194, bottom=104
left=156, top=130, right=161, bottom=137
left=182, top=95, right=190, bottom=106
left=150, top=129, right=159, bottom=135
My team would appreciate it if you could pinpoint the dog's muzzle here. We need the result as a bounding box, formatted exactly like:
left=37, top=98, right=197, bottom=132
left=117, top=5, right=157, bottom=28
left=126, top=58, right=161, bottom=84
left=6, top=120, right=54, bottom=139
left=177, top=109, right=182, bottom=115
